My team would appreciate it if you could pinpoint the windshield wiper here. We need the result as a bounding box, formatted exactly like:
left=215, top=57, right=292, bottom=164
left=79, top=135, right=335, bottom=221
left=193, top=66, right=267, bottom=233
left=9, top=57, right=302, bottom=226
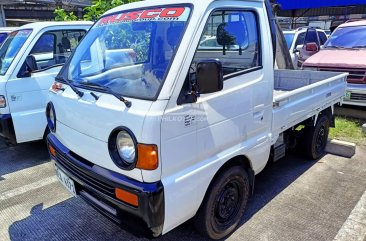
left=78, top=82, right=132, bottom=108
left=55, top=76, right=84, bottom=98
left=352, top=45, right=366, bottom=49
left=325, top=45, right=354, bottom=50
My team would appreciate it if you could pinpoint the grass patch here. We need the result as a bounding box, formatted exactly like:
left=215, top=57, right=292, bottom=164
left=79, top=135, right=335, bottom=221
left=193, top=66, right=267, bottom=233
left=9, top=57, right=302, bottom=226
left=329, top=117, right=366, bottom=145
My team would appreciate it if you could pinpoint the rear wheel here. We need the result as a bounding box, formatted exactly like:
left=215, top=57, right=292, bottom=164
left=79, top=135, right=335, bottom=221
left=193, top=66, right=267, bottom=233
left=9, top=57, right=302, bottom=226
left=194, top=166, right=250, bottom=240
left=303, top=114, right=330, bottom=160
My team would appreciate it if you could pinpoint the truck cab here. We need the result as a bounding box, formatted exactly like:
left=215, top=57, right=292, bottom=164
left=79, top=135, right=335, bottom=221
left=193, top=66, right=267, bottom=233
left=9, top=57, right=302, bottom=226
left=46, top=0, right=347, bottom=239
left=0, top=21, right=92, bottom=145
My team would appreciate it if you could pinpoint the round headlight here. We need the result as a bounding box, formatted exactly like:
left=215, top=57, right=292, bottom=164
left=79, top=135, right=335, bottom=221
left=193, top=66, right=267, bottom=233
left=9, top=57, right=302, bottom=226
left=108, top=127, right=137, bottom=169
left=46, top=102, right=56, bottom=132
left=116, top=131, right=136, bottom=164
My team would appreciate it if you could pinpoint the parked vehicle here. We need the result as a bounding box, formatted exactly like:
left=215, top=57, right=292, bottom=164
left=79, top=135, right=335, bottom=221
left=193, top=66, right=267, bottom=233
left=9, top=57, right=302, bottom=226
left=303, top=20, right=366, bottom=107
left=46, top=1, right=347, bottom=240
left=0, top=27, right=17, bottom=45
left=199, top=36, right=240, bottom=50
left=0, top=21, right=92, bottom=145
left=284, top=27, right=327, bottom=68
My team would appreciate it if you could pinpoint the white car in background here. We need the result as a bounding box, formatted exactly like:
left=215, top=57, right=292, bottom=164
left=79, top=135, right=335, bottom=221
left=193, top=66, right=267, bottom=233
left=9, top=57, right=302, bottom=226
left=0, top=21, right=92, bottom=145
left=283, top=27, right=327, bottom=68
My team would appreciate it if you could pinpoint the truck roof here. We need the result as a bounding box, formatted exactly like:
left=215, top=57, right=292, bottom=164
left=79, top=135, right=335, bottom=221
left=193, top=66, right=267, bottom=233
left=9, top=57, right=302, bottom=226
left=104, top=0, right=265, bottom=16
left=16, top=21, right=93, bottom=32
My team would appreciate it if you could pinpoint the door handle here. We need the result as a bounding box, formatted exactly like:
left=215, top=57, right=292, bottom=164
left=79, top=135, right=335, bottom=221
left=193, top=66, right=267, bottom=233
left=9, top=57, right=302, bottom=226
left=253, top=110, right=264, bottom=121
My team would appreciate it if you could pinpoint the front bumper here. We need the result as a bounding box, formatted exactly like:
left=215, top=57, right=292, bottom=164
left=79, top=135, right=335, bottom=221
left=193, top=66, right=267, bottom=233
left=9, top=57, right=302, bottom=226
left=47, top=134, right=165, bottom=238
left=0, top=114, right=16, bottom=144
left=343, top=83, right=366, bottom=107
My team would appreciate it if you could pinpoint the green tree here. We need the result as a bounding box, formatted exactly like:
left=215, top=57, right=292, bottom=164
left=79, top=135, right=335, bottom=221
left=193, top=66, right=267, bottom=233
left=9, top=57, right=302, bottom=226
left=54, top=0, right=139, bottom=22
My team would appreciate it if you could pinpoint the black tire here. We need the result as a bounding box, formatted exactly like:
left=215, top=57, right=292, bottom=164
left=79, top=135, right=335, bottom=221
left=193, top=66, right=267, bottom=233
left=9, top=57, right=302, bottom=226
left=43, top=127, right=50, bottom=144
left=303, top=115, right=330, bottom=160
left=194, top=166, right=250, bottom=240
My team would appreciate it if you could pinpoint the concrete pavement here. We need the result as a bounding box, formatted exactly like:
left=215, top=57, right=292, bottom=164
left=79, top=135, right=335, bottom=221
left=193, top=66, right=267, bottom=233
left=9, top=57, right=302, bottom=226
left=1, top=138, right=366, bottom=241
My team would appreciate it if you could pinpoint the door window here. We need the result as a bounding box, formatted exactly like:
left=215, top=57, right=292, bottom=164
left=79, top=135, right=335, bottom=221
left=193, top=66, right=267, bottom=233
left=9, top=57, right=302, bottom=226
left=318, top=32, right=328, bottom=45
left=193, top=10, right=261, bottom=77
left=294, top=32, right=305, bottom=48
left=28, top=29, right=86, bottom=71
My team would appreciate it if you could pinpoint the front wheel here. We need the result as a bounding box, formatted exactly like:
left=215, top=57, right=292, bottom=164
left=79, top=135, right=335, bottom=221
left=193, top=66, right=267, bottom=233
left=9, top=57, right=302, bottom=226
left=194, top=166, right=250, bottom=240
left=303, top=114, right=330, bottom=160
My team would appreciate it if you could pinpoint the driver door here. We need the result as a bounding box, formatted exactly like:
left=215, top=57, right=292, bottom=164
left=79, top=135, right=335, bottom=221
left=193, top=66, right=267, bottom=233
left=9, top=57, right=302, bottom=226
left=6, top=29, right=86, bottom=143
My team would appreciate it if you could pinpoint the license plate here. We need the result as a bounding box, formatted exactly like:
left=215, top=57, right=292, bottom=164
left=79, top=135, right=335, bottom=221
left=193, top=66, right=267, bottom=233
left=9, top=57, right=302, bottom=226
left=56, top=165, right=77, bottom=196
left=344, top=91, right=351, bottom=99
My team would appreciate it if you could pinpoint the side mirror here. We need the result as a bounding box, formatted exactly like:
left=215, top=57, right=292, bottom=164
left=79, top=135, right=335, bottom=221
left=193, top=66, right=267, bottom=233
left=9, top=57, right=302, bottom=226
left=18, top=55, right=38, bottom=78
left=293, top=44, right=303, bottom=53
left=197, top=59, right=224, bottom=94
left=305, top=42, right=319, bottom=52
left=25, top=55, right=38, bottom=72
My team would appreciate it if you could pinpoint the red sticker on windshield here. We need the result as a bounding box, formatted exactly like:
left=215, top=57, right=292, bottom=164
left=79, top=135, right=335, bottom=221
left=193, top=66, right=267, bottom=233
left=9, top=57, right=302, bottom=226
left=97, top=7, right=190, bottom=26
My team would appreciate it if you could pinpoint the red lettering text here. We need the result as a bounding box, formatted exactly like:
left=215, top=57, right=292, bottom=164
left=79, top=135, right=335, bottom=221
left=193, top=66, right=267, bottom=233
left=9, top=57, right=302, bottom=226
left=140, top=9, right=162, bottom=19
left=160, top=7, right=185, bottom=18
left=124, top=11, right=143, bottom=21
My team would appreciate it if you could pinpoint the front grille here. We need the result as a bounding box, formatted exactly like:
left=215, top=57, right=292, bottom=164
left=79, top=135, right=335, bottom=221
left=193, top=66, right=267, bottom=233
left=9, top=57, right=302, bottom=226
left=56, top=153, right=115, bottom=197
left=350, top=93, right=366, bottom=101
left=319, top=68, right=366, bottom=83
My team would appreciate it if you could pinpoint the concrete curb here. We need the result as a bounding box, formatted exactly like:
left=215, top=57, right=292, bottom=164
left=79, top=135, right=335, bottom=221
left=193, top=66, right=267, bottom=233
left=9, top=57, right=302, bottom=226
left=362, top=124, right=366, bottom=134
left=326, top=139, right=356, bottom=158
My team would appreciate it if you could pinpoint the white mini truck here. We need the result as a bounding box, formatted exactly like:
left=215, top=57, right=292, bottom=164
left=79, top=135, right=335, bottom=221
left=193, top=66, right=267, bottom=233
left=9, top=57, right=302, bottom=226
left=46, top=0, right=348, bottom=239
left=0, top=21, right=92, bottom=145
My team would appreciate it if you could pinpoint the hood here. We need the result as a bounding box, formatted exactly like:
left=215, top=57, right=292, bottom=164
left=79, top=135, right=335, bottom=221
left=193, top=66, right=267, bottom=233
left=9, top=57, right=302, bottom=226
left=304, top=49, right=366, bottom=69
left=304, top=49, right=366, bottom=84
left=50, top=86, right=155, bottom=181
left=53, top=87, right=152, bottom=143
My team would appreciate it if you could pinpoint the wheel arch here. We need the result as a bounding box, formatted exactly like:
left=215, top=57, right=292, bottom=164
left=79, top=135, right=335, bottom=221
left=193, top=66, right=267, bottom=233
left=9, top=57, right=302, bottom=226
left=203, top=155, right=255, bottom=204
left=216, top=155, right=255, bottom=194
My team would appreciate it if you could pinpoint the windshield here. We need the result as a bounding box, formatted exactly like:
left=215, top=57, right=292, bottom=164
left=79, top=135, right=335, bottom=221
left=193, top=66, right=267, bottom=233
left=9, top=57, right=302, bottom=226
left=62, top=7, right=191, bottom=100
left=0, top=29, right=32, bottom=75
left=284, top=33, right=294, bottom=49
left=324, top=26, right=366, bottom=48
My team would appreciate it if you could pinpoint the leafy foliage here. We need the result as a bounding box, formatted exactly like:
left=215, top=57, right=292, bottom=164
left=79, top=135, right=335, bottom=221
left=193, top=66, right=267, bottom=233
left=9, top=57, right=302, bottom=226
left=54, top=0, right=139, bottom=22
left=54, top=8, right=78, bottom=21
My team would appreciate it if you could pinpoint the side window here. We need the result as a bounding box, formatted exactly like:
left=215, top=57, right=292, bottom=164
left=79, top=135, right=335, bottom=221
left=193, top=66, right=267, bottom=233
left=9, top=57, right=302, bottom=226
left=28, top=29, right=86, bottom=72
left=194, top=10, right=261, bottom=76
left=31, top=34, right=55, bottom=54
left=318, top=32, right=328, bottom=45
left=294, top=32, right=305, bottom=47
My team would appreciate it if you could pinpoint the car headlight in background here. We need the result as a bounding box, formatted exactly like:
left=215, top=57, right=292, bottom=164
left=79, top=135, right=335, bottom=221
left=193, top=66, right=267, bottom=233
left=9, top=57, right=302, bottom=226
left=108, top=127, right=138, bottom=170
left=0, top=95, right=6, bottom=108
left=46, top=102, right=56, bottom=132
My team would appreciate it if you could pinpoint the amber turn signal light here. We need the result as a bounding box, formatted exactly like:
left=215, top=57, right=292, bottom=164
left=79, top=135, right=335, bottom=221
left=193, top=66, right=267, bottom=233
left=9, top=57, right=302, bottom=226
left=136, top=144, right=158, bottom=170
left=48, top=144, right=56, bottom=157
left=115, top=188, right=138, bottom=207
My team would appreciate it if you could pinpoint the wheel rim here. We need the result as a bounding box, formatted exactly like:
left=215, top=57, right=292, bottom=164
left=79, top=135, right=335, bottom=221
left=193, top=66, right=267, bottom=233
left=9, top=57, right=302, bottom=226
left=214, top=181, right=242, bottom=229
left=315, top=125, right=326, bottom=154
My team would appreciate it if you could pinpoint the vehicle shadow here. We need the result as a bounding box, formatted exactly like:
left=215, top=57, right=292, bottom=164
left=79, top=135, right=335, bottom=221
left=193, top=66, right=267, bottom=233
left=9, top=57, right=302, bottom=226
left=7, top=154, right=316, bottom=241
left=0, top=138, right=50, bottom=179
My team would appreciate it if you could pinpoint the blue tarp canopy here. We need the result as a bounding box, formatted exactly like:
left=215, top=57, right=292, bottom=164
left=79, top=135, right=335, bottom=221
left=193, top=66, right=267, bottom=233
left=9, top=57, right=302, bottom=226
left=275, top=0, right=366, bottom=17
left=277, top=0, right=366, bottom=10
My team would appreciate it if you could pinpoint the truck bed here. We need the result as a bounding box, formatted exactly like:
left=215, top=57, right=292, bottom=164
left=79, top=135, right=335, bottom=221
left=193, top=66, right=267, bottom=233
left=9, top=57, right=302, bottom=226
left=272, top=70, right=348, bottom=138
